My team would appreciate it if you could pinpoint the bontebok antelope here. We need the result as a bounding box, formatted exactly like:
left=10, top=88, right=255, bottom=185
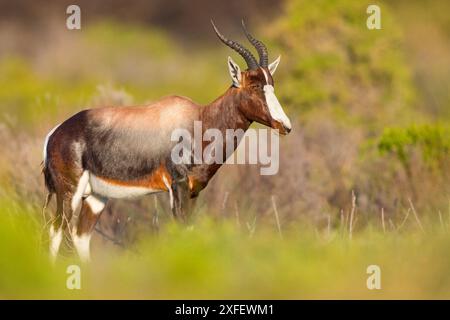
left=42, top=21, right=292, bottom=262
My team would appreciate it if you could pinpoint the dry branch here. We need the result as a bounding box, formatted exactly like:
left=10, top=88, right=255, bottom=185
left=349, top=190, right=357, bottom=239
left=408, top=198, right=425, bottom=233
left=271, top=195, right=283, bottom=239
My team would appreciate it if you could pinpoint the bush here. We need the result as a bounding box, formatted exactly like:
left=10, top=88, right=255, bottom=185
left=267, top=0, right=417, bottom=127
left=379, top=124, right=450, bottom=169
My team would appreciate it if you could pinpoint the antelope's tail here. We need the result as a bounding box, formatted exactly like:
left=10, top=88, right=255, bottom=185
left=41, top=160, right=55, bottom=222
left=41, top=161, right=56, bottom=194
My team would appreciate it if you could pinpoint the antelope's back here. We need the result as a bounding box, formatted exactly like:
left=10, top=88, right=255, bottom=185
left=45, top=96, right=200, bottom=181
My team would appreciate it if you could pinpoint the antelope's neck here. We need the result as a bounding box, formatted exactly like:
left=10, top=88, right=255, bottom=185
left=200, top=87, right=251, bottom=134
left=187, top=87, right=251, bottom=196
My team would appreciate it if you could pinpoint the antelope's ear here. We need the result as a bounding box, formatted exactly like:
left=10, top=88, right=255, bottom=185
left=268, top=55, right=281, bottom=75
left=228, top=56, right=242, bottom=87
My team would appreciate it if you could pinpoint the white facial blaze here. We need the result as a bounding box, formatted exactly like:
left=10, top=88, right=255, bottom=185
left=261, top=69, right=291, bottom=131
left=263, top=85, right=291, bottom=130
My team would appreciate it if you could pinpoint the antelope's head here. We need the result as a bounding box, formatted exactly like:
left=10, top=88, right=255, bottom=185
left=212, top=20, right=292, bottom=135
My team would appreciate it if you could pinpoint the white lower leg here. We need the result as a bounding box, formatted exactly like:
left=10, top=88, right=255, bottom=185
left=49, top=225, right=63, bottom=262
left=73, top=232, right=92, bottom=263
left=72, top=195, right=105, bottom=262
left=163, top=176, right=174, bottom=210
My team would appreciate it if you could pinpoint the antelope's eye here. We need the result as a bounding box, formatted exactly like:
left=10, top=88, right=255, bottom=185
left=252, top=83, right=263, bottom=90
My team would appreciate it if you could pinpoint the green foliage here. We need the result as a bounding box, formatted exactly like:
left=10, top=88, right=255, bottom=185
left=267, top=0, right=417, bottom=127
left=0, top=199, right=64, bottom=298
left=0, top=57, right=96, bottom=126
left=378, top=124, right=450, bottom=169
left=85, top=20, right=175, bottom=59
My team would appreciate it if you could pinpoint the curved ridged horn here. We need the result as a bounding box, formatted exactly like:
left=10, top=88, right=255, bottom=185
left=211, top=19, right=258, bottom=70
left=241, top=20, right=268, bottom=68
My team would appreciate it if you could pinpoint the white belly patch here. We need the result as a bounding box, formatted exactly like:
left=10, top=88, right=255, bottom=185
left=89, top=174, right=159, bottom=199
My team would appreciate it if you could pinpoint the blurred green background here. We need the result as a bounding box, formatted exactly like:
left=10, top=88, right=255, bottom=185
left=0, top=0, right=449, bottom=299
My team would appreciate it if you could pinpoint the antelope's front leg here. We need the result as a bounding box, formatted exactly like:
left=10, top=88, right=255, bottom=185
left=169, top=179, right=190, bottom=222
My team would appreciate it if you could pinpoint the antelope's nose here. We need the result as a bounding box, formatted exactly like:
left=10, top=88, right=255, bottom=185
left=284, top=125, right=292, bottom=134
left=281, top=123, right=292, bottom=135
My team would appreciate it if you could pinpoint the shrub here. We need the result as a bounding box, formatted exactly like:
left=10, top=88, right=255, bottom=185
left=378, top=124, right=450, bottom=172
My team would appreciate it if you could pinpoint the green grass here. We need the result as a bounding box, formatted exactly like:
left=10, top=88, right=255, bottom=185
left=1, top=197, right=450, bottom=299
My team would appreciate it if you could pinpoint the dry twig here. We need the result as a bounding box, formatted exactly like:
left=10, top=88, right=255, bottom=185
left=349, top=190, right=357, bottom=239
left=408, top=198, right=425, bottom=233
left=271, top=195, right=283, bottom=239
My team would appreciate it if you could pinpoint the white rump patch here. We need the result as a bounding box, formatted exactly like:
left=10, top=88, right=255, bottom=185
left=89, top=174, right=159, bottom=199
left=42, top=124, right=61, bottom=164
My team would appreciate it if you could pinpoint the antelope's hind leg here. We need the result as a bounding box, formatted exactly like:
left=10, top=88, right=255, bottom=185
left=48, top=170, right=90, bottom=262
left=49, top=193, right=64, bottom=262
left=72, top=195, right=107, bottom=262
left=49, top=192, right=75, bottom=263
